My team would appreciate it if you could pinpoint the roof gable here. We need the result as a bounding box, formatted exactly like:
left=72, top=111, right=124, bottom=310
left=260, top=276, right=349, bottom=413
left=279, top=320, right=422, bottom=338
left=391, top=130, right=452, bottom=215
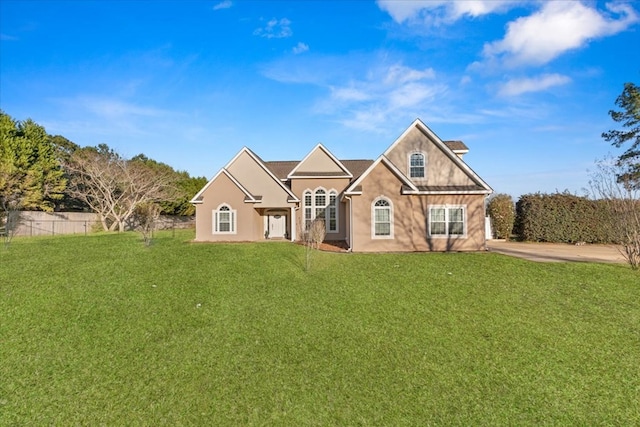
left=385, top=119, right=492, bottom=192
left=346, top=119, right=492, bottom=195
left=287, top=143, right=353, bottom=178
left=344, top=156, right=417, bottom=195
left=190, top=169, right=258, bottom=204
left=225, top=147, right=299, bottom=204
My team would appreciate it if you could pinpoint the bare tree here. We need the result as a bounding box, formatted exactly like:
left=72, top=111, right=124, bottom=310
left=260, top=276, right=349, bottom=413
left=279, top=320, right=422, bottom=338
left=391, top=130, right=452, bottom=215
left=65, top=147, right=178, bottom=232
left=132, top=202, right=161, bottom=246
left=303, top=218, right=326, bottom=271
left=590, top=156, right=640, bottom=270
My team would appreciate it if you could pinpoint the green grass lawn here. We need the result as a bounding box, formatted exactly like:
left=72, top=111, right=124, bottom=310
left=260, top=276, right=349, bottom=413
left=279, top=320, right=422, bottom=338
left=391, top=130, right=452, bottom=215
left=1, top=231, right=639, bottom=425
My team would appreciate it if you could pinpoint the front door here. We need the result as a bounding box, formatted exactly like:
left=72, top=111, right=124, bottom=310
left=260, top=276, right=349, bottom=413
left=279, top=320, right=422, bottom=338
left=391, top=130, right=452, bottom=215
left=269, top=214, right=286, bottom=238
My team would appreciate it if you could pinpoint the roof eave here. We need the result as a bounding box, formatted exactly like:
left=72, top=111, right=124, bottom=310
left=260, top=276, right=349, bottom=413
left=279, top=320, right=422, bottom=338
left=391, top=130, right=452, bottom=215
left=289, top=174, right=353, bottom=179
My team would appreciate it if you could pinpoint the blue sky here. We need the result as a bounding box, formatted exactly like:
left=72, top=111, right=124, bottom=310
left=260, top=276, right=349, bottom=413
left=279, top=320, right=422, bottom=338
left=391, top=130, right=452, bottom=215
left=1, top=0, right=639, bottom=198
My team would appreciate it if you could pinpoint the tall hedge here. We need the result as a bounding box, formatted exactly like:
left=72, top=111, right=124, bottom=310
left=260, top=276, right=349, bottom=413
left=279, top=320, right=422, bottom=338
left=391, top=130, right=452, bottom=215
left=487, top=193, right=515, bottom=239
left=514, top=192, right=613, bottom=243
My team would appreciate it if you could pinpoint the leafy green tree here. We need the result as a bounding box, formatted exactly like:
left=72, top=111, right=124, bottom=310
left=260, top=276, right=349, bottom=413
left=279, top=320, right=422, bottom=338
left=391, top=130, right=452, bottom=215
left=48, top=134, right=86, bottom=211
left=0, top=112, right=67, bottom=212
left=487, top=193, right=515, bottom=240
left=1, top=112, right=67, bottom=243
left=602, top=82, right=640, bottom=186
left=168, top=173, right=208, bottom=216
left=50, top=134, right=80, bottom=163
left=131, top=154, right=206, bottom=216
left=0, top=112, right=67, bottom=245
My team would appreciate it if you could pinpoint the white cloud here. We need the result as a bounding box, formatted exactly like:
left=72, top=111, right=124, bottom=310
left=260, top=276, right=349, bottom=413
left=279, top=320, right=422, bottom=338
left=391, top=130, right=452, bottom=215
left=320, top=62, right=446, bottom=131
left=292, top=42, right=309, bottom=54
left=330, top=86, right=371, bottom=102
left=261, top=54, right=361, bottom=85
left=212, top=0, right=232, bottom=11
left=70, top=96, right=170, bottom=118
left=253, top=18, right=293, bottom=39
left=377, top=0, right=438, bottom=23
left=384, top=64, right=435, bottom=85
left=340, top=109, right=389, bottom=132
left=377, top=0, right=519, bottom=24
left=388, top=82, right=441, bottom=109
left=483, top=2, right=639, bottom=67
left=498, top=73, right=571, bottom=96
left=262, top=54, right=489, bottom=132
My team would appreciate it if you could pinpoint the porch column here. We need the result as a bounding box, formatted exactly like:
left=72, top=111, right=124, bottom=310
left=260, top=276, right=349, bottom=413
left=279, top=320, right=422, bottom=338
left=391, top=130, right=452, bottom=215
left=290, top=206, right=296, bottom=242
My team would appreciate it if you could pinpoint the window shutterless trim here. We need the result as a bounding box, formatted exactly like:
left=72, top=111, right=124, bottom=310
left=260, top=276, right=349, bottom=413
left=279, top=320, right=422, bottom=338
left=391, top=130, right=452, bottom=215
left=428, top=204, right=467, bottom=238
left=408, top=152, right=426, bottom=179
left=213, top=203, right=237, bottom=235
left=371, top=197, right=394, bottom=239
left=302, top=187, right=339, bottom=233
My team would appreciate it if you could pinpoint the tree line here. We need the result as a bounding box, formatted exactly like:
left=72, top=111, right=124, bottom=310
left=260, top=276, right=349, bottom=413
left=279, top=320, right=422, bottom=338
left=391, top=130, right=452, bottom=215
left=1, top=111, right=207, bottom=234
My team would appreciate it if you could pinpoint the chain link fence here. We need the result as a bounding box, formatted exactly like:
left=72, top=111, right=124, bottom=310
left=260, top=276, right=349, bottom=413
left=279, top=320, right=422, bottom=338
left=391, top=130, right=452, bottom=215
left=10, top=211, right=194, bottom=237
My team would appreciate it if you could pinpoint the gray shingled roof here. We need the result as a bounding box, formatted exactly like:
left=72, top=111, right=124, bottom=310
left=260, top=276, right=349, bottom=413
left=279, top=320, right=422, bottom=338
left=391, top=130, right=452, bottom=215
left=401, top=184, right=487, bottom=193
left=341, top=160, right=374, bottom=182
left=263, top=161, right=298, bottom=180
left=261, top=141, right=467, bottom=182
left=264, top=159, right=374, bottom=183
left=443, top=140, right=469, bottom=152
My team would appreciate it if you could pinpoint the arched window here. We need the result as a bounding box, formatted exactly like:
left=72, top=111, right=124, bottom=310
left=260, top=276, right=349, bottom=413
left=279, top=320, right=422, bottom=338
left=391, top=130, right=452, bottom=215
left=302, top=188, right=338, bottom=233
left=372, top=198, right=393, bottom=238
left=409, top=152, right=425, bottom=178
left=213, top=204, right=236, bottom=234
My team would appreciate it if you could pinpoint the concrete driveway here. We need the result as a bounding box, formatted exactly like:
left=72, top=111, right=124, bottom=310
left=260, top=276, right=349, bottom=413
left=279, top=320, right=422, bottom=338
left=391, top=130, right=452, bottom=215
left=486, top=240, right=626, bottom=264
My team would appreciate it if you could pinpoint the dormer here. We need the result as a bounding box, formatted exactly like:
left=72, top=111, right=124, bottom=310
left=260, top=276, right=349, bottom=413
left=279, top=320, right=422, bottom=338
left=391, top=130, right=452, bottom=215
left=443, top=140, right=469, bottom=160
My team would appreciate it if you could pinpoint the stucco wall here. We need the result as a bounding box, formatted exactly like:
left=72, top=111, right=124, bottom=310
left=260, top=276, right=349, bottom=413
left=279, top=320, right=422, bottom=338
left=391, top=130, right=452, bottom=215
left=350, top=161, right=486, bottom=252
left=226, top=151, right=294, bottom=208
left=194, top=172, right=262, bottom=242
left=295, top=148, right=345, bottom=173
left=385, top=126, right=475, bottom=187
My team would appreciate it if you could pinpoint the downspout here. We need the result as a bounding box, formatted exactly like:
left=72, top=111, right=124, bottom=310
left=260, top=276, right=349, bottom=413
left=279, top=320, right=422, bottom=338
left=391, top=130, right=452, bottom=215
left=290, top=205, right=297, bottom=242
left=345, top=196, right=353, bottom=252
left=483, top=193, right=491, bottom=250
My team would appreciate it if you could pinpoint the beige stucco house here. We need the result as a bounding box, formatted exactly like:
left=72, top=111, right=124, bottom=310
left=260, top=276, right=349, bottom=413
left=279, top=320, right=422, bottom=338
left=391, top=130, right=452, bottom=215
left=191, top=119, right=493, bottom=252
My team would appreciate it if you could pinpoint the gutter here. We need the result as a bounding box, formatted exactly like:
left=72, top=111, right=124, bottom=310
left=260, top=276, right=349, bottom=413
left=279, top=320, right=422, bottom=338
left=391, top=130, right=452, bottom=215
left=345, top=195, right=353, bottom=252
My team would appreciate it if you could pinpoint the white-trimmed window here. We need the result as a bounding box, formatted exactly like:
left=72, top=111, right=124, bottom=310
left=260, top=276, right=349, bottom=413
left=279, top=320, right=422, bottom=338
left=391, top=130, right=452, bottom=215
left=304, top=191, right=313, bottom=230
left=213, top=204, right=236, bottom=234
left=303, top=188, right=338, bottom=233
left=372, top=197, right=393, bottom=238
left=327, top=192, right=337, bottom=232
left=409, top=152, right=425, bottom=178
left=429, top=205, right=466, bottom=237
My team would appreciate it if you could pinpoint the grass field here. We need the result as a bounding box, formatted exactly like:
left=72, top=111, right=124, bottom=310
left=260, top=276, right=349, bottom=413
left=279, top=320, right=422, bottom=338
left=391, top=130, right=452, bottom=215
left=1, top=230, right=639, bottom=425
